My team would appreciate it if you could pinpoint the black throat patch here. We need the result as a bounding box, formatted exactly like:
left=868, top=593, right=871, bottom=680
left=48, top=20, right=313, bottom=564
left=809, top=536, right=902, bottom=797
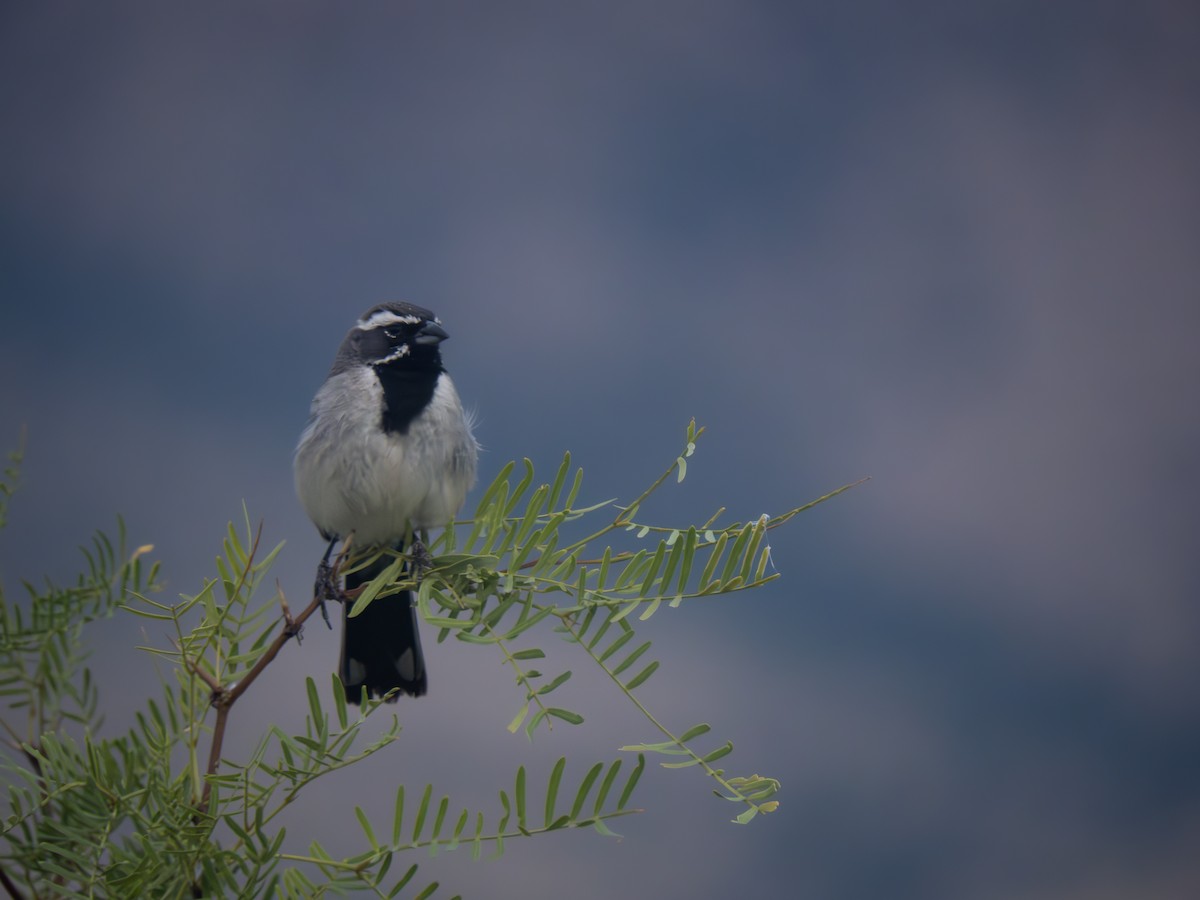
left=374, top=364, right=440, bottom=435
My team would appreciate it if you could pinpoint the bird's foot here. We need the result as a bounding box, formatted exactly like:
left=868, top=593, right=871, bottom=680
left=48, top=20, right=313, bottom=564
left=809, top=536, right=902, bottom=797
left=407, top=536, right=433, bottom=582
left=313, top=538, right=346, bottom=629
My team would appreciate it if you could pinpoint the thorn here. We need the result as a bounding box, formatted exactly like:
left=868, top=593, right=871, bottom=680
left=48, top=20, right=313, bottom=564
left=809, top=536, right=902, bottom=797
left=278, top=581, right=303, bottom=642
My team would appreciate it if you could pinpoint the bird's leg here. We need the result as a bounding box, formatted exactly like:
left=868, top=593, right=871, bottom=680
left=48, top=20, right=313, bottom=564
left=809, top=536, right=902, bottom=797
left=406, top=528, right=433, bottom=584
left=314, top=537, right=343, bottom=629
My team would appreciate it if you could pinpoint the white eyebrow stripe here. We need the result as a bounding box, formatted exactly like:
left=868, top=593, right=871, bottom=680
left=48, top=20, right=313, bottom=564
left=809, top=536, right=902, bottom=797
left=357, top=310, right=423, bottom=330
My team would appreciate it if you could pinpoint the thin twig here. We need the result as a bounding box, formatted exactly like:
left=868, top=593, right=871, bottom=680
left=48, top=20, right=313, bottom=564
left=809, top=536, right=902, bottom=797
left=0, top=864, right=29, bottom=900
left=194, top=529, right=333, bottom=817
left=195, top=588, right=324, bottom=816
left=181, top=649, right=221, bottom=694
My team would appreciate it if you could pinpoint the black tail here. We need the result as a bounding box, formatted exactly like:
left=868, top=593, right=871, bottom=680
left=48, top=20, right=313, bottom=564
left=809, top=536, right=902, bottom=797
left=339, top=545, right=427, bottom=703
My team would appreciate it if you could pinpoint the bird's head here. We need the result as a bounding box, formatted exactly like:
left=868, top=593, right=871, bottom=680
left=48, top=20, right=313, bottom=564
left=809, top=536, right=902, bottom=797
left=333, top=302, right=450, bottom=373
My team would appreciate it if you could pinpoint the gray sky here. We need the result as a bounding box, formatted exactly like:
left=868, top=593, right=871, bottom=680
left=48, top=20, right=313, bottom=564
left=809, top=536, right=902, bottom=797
left=2, top=3, right=1198, bottom=897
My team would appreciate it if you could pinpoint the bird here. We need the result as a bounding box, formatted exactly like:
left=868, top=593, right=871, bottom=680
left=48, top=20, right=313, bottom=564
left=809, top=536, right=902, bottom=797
left=294, top=301, right=477, bottom=702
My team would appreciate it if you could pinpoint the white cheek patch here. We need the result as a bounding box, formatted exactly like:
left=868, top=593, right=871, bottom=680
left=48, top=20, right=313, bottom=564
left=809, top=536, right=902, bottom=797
left=374, top=343, right=412, bottom=364
left=358, top=310, right=423, bottom=330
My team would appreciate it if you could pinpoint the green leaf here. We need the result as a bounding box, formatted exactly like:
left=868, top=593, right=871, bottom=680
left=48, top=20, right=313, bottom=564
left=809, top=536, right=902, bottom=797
left=637, top=538, right=671, bottom=592
left=678, top=723, right=712, bottom=743
left=612, top=549, right=648, bottom=591
left=658, top=529, right=685, bottom=597
left=609, top=600, right=641, bottom=623
left=618, top=754, right=646, bottom=810
left=510, top=648, right=546, bottom=661
left=504, top=457, right=537, bottom=518
left=471, top=811, right=485, bottom=861
left=502, top=604, right=556, bottom=640
left=591, top=818, right=620, bottom=838
left=593, top=760, right=623, bottom=816
left=393, top=785, right=405, bottom=846
left=698, top=531, right=728, bottom=587
left=619, top=738, right=689, bottom=754
left=412, top=784, right=433, bottom=842
left=386, top=864, right=418, bottom=897
left=356, top=806, right=379, bottom=849
left=467, top=460, right=515, bottom=549
left=431, top=795, right=450, bottom=842
left=510, top=485, right=550, bottom=562
left=497, top=789, right=511, bottom=834
left=610, top=641, right=651, bottom=677
left=637, top=598, right=662, bottom=621
left=569, top=762, right=604, bottom=820
left=660, top=757, right=702, bottom=769
left=623, top=660, right=659, bottom=691
left=595, top=546, right=614, bottom=592
left=535, top=670, right=572, bottom=696
left=524, top=707, right=548, bottom=739
left=544, top=757, right=566, bottom=827
left=448, top=808, right=470, bottom=851
left=515, top=766, right=528, bottom=831
left=546, top=451, right=572, bottom=511
left=720, top=522, right=754, bottom=585
left=545, top=707, right=584, bottom=726
left=506, top=703, right=529, bottom=734
left=597, top=628, right=633, bottom=663
left=563, top=465, right=585, bottom=510
left=739, top=518, right=767, bottom=582
left=347, top=555, right=407, bottom=617
left=700, top=741, right=734, bottom=764
left=584, top=606, right=613, bottom=650
left=305, top=677, right=323, bottom=730
left=332, top=672, right=349, bottom=730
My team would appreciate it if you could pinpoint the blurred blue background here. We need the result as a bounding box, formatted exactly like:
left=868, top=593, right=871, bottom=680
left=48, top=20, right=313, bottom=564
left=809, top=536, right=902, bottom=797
left=2, top=3, right=1198, bottom=897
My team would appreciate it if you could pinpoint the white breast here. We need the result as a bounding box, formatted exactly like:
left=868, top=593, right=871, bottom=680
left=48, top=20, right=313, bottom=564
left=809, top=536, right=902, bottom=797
left=294, top=368, right=477, bottom=547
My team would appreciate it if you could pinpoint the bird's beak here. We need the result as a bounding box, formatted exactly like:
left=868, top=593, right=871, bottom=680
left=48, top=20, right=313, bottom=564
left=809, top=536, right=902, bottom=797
left=414, top=322, right=449, bottom=345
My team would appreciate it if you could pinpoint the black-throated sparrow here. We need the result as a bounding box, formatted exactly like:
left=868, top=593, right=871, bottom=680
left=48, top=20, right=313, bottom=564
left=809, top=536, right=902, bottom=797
left=294, top=302, right=477, bottom=702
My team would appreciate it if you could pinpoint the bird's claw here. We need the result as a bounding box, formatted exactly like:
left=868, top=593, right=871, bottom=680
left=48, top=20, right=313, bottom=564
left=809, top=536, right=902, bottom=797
left=408, top=536, right=433, bottom=582
left=314, top=539, right=346, bottom=629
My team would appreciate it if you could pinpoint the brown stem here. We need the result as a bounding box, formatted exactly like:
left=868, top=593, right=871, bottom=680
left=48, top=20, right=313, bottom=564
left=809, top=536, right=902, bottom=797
left=183, top=653, right=222, bottom=694
left=0, top=864, right=29, bottom=900
left=193, top=523, right=339, bottom=819
left=195, top=587, right=325, bottom=816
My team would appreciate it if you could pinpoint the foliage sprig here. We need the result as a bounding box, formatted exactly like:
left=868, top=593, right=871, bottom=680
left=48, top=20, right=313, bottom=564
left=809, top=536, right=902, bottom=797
left=0, top=421, right=864, bottom=896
